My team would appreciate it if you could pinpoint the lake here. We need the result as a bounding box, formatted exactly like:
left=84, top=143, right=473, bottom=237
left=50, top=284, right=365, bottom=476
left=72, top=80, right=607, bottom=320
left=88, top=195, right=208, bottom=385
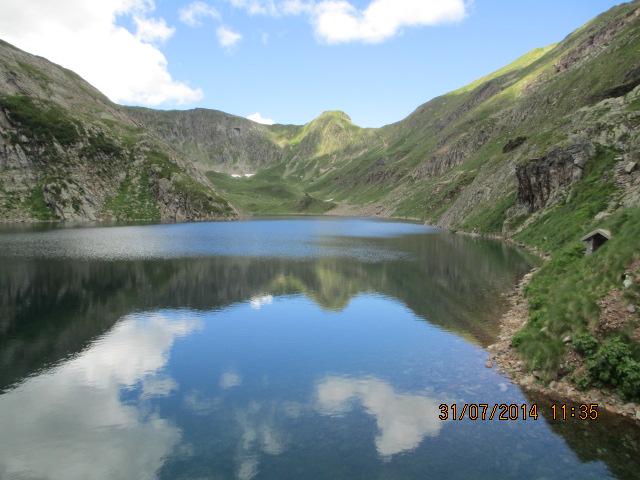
left=0, top=216, right=638, bottom=480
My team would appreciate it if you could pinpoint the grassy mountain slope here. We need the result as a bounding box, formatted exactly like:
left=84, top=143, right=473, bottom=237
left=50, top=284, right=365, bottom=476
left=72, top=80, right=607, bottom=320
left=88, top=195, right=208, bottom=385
left=150, top=1, right=639, bottom=228
left=314, top=1, right=640, bottom=228
left=0, top=40, right=236, bottom=222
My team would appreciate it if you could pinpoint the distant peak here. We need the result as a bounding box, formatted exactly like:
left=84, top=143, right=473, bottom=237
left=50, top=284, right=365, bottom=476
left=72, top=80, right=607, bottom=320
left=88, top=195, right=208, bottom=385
left=318, top=110, right=352, bottom=123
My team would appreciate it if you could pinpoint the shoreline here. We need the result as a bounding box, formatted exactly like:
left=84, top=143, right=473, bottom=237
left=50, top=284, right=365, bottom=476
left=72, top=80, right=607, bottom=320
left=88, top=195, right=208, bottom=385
left=487, top=269, right=640, bottom=422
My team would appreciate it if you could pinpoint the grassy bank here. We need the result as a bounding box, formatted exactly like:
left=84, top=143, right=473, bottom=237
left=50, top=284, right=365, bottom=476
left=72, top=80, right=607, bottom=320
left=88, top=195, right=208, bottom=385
left=512, top=188, right=639, bottom=401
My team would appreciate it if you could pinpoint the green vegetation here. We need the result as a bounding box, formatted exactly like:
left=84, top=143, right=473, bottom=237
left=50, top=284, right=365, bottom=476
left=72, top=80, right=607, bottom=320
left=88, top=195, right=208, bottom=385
left=81, top=131, right=123, bottom=159
left=0, top=94, right=81, bottom=147
left=16, top=61, right=51, bottom=90
left=463, top=192, right=516, bottom=235
left=513, top=208, right=640, bottom=383
left=24, top=185, right=55, bottom=220
left=103, top=170, right=160, bottom=220
left=206, top=166, right=335, bottom=215
left=147, top=150, right=234, bottom=217
left=627, top=97, right=640, bottom=111
left=1, top=180, right=57, bottom=221
left=147, top=150, right=181, bottom=179
left=393, top=170, right=478, bottom=220
left=573, top=332, right=640, bottom=401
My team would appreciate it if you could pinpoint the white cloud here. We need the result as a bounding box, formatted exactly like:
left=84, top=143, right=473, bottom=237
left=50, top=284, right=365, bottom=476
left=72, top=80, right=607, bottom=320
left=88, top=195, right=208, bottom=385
left=226, top=0, right=279, bottom=16
left=281, top=0, right=314, bottom=15
left=179, top=1, right=220, bottom=27
left=250, top=294, right=275, bottom=307
left=247, top=113, right=276, bottom=125
left=134, top=15, right=175, bottom=43
left=0, top=0, right=203, bottom=106
left=217, top=26, right=243, bottom=47
left=311, top=0, right=468, bottom=44
left=221, top=0, right=467, bottom=44
left=234, top=402, right=287, bottom=479
left=183, top=390, right=222, bottom=415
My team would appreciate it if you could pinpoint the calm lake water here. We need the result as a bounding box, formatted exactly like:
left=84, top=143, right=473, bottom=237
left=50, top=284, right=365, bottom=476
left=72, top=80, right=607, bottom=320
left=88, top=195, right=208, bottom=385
left=0, top=216, right=638, bottom=480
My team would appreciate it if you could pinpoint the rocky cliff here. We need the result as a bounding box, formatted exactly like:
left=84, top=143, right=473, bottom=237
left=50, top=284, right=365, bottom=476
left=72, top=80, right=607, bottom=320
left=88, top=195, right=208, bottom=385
left=0, top=40, right=236, bottom=222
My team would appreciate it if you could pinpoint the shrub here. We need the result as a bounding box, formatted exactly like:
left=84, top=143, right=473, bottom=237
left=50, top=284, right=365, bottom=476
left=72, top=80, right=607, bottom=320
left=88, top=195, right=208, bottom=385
left=583, top=336, right=640, bottom=401
left=574, top=374, right=591, bottom=391
left=511, top=329, right=527, bottom=348
left=618, top=360, right=640, bottom=401
left=572, top=332, right=598, bottom=356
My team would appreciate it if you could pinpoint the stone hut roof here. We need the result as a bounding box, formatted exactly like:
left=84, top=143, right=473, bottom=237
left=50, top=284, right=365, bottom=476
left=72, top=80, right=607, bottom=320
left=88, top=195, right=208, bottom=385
left=580, top=229, right=612, bottom=242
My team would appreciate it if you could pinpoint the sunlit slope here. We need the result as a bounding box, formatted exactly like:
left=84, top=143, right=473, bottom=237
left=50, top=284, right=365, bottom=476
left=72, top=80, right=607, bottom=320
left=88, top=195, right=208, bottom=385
left=187, top=1, right=640, bottom=226
left=306, top=0, right=640, bottom=231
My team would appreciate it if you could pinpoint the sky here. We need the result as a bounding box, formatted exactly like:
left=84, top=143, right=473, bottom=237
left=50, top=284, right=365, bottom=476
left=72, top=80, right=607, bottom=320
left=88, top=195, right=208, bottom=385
left=0, top=0, right=629, bottom=128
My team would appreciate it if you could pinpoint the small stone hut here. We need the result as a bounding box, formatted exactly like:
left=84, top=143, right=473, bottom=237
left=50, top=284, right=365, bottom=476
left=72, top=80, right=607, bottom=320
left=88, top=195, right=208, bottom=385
left=580, top=229, right=612, bottom=256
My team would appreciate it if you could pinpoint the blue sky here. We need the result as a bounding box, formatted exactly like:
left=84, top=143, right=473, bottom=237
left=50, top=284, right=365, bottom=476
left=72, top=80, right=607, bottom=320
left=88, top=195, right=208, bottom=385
left=0, top=0, right=628, bottom=127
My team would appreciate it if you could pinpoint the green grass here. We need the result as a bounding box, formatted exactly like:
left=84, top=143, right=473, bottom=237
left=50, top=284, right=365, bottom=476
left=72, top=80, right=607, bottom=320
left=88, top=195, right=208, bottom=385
left=102, top=170, right=160, bottom=220
left=393, top=170, right=478, bottom=220
left=513, top=208, right=640, bottom=380
left=24, top=186, right=56, bottom=220
left=463, top=191, right=516, bottom=234
left=145, top=151, right=234, bottom=217
left=147, top=150, right=182, bottom=179
left=206, top=167, right=335, bottom=215
left=0, top=94, right=82, bottom=147
left=627, top=97, right=640, bottom=111
left=81, top=131, right=123, bottom=159
left=16, top=61, right=52, bottom=91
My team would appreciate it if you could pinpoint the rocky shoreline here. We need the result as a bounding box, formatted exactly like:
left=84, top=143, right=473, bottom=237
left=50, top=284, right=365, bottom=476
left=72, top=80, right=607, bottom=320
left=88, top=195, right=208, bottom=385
left=487, top=269, right=640, bottom=422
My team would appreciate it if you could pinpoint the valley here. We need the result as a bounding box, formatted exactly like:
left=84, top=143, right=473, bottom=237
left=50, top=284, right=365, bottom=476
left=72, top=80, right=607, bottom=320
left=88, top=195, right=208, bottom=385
left=1, top=0, right=639, bottom=414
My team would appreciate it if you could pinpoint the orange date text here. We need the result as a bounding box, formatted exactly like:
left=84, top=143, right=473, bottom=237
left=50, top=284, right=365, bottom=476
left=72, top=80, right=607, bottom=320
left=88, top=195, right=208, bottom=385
left=438, top=404, right=539, bottom=421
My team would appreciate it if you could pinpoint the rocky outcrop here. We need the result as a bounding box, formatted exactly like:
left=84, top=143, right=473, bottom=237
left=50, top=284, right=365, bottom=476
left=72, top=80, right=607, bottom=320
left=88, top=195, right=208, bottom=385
left=553, top=5, right=640, bottom=75
left=515, top=142, right=595, bottom=213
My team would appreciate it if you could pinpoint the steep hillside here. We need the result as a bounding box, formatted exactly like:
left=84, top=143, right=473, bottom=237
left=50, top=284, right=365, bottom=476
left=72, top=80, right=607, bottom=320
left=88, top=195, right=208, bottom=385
left=0, top=40, right=236, bottom=222
left=124, top=106, right=286, bottom=175
left=306, top=1, right=640, bottom=229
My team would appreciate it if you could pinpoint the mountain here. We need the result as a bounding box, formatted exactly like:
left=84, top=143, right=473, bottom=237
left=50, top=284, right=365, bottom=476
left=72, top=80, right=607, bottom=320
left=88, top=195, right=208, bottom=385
left=0, top=1, right=639, bottom=393
left=0, top=40, right=236, bottom=222
left=126, top=1, right=640, bottom=233
left=1, top=4, right=638, bottom=226
left=123, top=106, right=286, bottom=175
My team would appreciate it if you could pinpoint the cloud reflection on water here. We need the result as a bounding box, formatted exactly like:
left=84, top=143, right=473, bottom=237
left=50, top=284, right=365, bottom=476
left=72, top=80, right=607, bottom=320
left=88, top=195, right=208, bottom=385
left=0, top=314, right=201, bottom=480
left=315, top=375, right=445, bottom=458
left=235, top=401, right=289, bottom=480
